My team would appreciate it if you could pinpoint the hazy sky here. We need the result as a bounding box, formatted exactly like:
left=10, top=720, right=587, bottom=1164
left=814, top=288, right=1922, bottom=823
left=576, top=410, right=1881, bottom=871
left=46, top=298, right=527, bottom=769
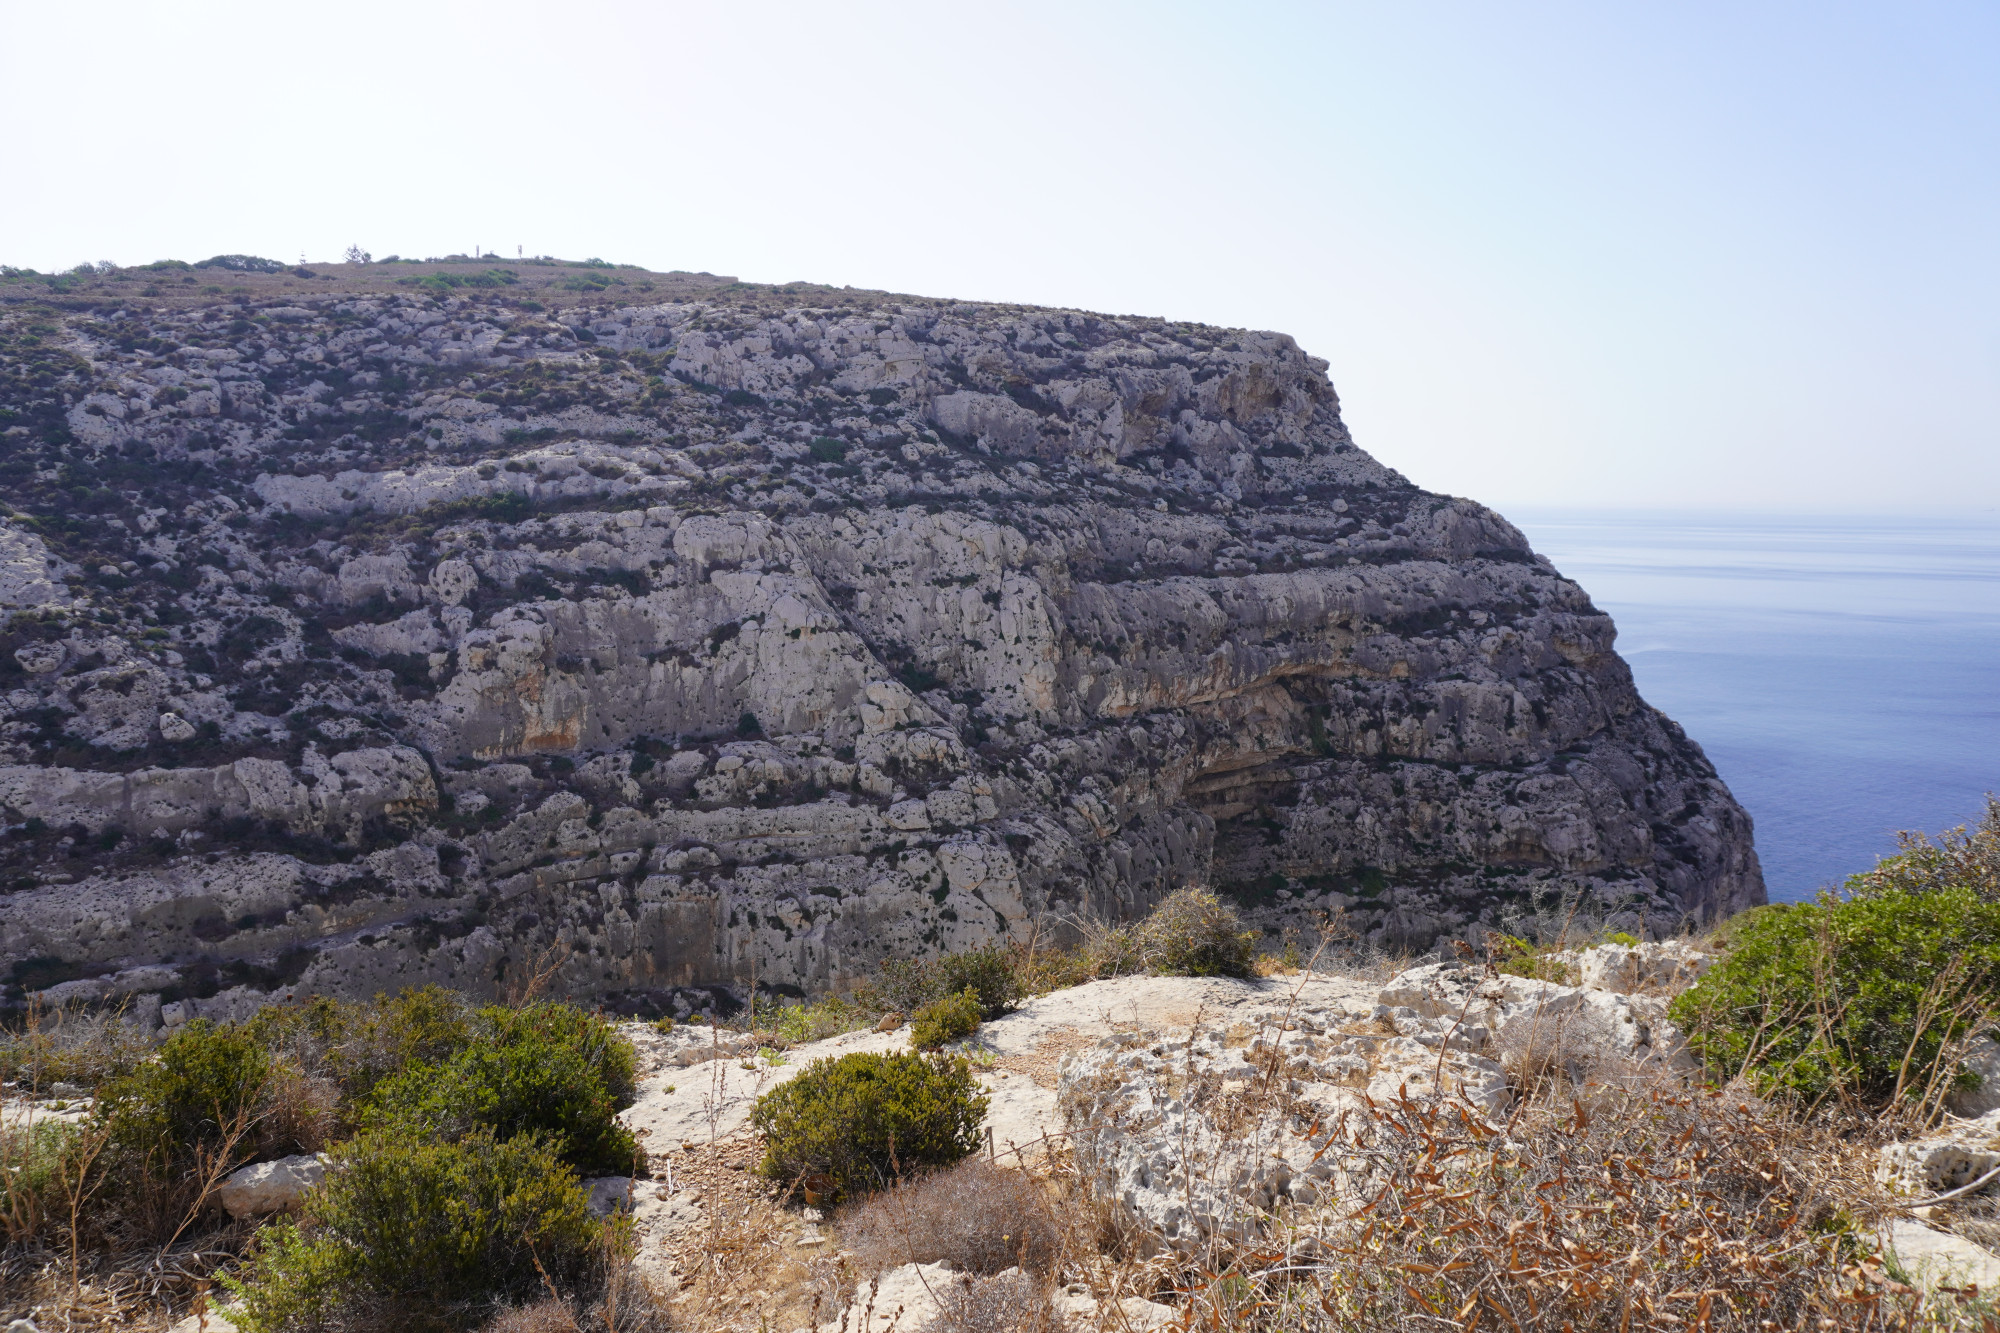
left=5, top=2, right=1995, bottom=512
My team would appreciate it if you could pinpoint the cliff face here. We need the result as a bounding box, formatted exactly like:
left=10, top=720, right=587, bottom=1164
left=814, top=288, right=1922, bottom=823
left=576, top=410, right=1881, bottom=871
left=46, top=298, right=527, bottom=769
left=0, top=260, right=1762, bottom=1020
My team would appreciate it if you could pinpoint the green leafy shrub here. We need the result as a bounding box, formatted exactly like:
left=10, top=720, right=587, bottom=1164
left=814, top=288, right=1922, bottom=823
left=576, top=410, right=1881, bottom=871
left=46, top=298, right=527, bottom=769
left=225, top=1128, right=605, bottom=1333
left=911, top=988, right=983, bottom=1050
left=1668, top=888, right=2000, bottom=1108
left=194, top=254, right=286, bottom=273
left=98, top=1019, right=273, bottom=1175
left=91, top=1018, right=331, bottom=1236
left=808, top=436, right=849, bottom=463
left=243, top=985, right=476, bottom=1111
left=365, top=1001, right=641, bottom=1176
left=752, top=1051, right=988, bottom=1200
left=869, top=945, right=1020, bottom=1020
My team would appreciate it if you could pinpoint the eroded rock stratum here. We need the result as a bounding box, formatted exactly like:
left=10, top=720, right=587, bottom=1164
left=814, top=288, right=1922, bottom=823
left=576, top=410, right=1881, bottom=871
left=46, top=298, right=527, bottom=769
left=0, top=261, right=1762, bottom=1022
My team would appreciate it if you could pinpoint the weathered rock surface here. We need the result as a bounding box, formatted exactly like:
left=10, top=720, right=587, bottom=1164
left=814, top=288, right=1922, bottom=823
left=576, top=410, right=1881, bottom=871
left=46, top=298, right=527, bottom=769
left=215, top=1152, right=326, bottom=1220
left=1877, top=1108, right=2000, bottom=1197
left=1882, top=1219, right=2000, bottom=1291
left=0, top=264, right=1761, bottom=1017
left=1057, top=944, right=1706, bottom=1253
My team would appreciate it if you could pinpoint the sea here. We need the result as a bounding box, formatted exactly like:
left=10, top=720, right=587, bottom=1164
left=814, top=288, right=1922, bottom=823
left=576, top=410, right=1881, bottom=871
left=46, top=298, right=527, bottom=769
left=1506, top=511, right=2000, bottom=904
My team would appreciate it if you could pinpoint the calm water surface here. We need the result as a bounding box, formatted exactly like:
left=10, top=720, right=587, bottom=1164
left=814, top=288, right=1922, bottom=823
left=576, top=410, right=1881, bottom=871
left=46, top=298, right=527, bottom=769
left=1506, top=511, right=2000, bottom=902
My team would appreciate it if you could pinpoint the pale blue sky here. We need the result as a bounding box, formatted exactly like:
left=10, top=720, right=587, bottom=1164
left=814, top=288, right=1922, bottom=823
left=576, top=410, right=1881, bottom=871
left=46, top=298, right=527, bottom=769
left=4, top=2, right=1995, bottom=511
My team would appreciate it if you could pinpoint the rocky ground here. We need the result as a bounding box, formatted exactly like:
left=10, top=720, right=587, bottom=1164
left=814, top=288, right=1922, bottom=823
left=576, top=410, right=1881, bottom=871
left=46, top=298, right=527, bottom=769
left=9, top=941, right=1995, bottom=1332
left=0, top=256, right=1763, bottom=1023
left=523, top=948, right=2000, bottom=1327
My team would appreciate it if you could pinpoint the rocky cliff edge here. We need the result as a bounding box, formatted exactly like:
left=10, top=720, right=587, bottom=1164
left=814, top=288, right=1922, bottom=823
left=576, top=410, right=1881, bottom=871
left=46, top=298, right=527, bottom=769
left=0, top=259, right=1762, bottom=1020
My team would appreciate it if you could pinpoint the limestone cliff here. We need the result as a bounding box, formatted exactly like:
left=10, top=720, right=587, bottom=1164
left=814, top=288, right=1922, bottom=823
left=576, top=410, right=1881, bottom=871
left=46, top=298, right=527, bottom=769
left=0, top=258, right=1762, bottom=1021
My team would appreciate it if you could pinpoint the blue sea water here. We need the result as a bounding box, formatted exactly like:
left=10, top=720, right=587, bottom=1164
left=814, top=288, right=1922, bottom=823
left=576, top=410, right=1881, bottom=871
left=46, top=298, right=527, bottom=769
left=1506, top=511, right=2000, bottom=903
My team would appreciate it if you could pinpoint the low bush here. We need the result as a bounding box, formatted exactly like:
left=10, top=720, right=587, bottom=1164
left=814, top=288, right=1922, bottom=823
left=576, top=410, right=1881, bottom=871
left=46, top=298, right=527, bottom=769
left=770, top=994, right=875, bottom=1044
left=924, top=1271, right=1061, bottom=1333
left=842, top=1156, right=1061, bottom=1276
left=1668, top=888, right=2000, bottom=1110
left=910, top=988, right=983, bottom=1050
left=91, top=1017, right=338, bottom=1239
left=225, top=1127, right=607, bottom=1333
left=752, top=1050, right=987, bottom=1200
left=98, top=1019, right=273, bottom=1177
left=1490, top=932, right=1579, bottom=983
left=0, top=999, right=155, bottom=1092
left=0, top=1120, right=78, bottom=1243
left=867, top=944, right=1020, bottom=1020
left=365, top=1002, right=641, bottom=1176
left=1086, top=887, right=1257, bottom=979
left=242, top=985, right=474, bottom=1109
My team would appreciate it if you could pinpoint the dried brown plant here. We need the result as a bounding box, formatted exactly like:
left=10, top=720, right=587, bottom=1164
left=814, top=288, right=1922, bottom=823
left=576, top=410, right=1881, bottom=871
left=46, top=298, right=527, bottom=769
left=843, top=1156, right=1063, bottom=1277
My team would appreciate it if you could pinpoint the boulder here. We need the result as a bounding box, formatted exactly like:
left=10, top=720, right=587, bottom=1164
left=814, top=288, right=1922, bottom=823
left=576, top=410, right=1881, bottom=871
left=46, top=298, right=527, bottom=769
left=1053, top=1284, right=1178, bottom=1331
left=581, top=1175, right=637, bottom=1216
left=1952, top=1034, right=2000, bottom=1117
left=216, top=1153, right=325, bottom=1220
left=13, top=642, right=63, bottom=674
left=1877, top=1139, right=2000, bottom=1196
left=1877, top=1108, right=2000, bottom=1196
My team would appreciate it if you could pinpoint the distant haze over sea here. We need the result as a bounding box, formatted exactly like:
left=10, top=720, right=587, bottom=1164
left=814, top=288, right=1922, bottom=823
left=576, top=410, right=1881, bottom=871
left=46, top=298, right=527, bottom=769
left=1511, top=510, right=2000, bottom=903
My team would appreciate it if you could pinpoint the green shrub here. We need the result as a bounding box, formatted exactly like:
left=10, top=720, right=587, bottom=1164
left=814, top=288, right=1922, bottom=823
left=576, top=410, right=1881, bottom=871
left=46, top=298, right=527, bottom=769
left=90, top=1018, right=320, bottom=1236
left=770, top=995, right=874, bottom=1044
left=365, top=1001, right=641, bottom=1176
left=98, top=1019, right=272, bottom=1175
left=752, top=1051, right=988, bottom=1200
left=242, top=985, right=479, bottom=1113
left=1668, top=888, right=2000, bottom=1108
left=0, top=1120, right=77, bottom=1243
left=808, top=436, right=849, bottom=463
left=911, top=988, right=982, bottom=1050
left=869, top=945, right=1020, bottom=1020
left=1491, top=933, right=1578, bottom=984
left=225, top=1127, right=604, bottom=1333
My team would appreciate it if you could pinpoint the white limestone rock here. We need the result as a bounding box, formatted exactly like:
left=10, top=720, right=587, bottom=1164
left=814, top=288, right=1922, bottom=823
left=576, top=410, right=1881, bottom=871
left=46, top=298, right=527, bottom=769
left=1877, top=1139, right=2000, bottom=1196
left=1883, top=1219, right=2000, bottom=1291
left=1059, top=952, right=1711, bottom=1253
left=1576, top=940, right=1713, bottom=994
left=216, top=1153, right=326, bottom=1220
left=0, top=522, right=76, bottom=611
left=1053, top=1283, right=1178, bottom=1331
left=14, top=641, right=64, bottom=673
